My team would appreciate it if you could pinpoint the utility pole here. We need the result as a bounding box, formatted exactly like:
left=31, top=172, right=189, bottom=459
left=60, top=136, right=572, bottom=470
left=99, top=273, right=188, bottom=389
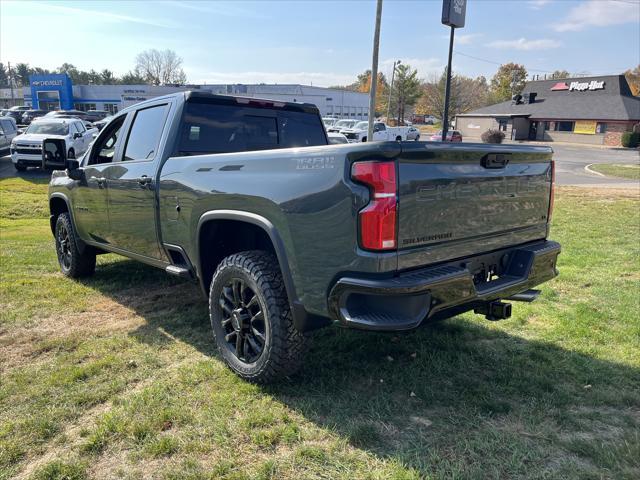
left=386, top=59, right=400, bottom=121
left=441, top=26, right=455, bottom=141
left=8, top=61, right=15, bottom=107
left=367, top=0, right=383, bottom=142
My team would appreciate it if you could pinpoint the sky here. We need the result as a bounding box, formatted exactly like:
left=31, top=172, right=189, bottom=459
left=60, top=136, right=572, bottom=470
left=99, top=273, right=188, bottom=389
left=1, top=0, right=639, bottom=86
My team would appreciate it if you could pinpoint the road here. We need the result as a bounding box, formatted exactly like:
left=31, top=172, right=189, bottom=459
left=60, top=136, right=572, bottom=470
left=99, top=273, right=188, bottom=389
left=1, top=143, right=638, bottom=186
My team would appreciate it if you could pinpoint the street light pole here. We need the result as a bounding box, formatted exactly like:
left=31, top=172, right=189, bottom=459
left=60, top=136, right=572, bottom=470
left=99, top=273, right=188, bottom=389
left=367, top=0, right=383, bottom=142
left=386, top=60, right=400, bottom=121
left=441, top=25, right=455, bottom=141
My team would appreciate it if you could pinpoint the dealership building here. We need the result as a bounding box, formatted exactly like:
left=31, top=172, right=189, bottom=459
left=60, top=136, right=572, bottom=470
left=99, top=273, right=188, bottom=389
left=456, top=74, right=640, bottom=147
left=0, top=73, right=370, bottom=119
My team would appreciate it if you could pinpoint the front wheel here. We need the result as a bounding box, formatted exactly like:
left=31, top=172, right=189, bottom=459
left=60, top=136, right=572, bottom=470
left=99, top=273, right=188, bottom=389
left=55, top=213, right=96, bottom=278
left=209, top=250, right=308, bottom=383
left=14, top=163, right=26, bottom=172
left=415, top=135, right=420, bottom=141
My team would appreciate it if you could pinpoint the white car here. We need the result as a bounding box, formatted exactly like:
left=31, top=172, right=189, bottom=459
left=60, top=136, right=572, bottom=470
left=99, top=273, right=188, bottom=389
left=326, top=119, right=359, bottom=133
left=340, top=121, right=410, bottom=143
left=327, top=132, right=349, bottom=144
left=406, top=126, right=421, bottom=141
left=322, top=117, right=339, bottom=128
left=10, top=118, right=97, bottom=171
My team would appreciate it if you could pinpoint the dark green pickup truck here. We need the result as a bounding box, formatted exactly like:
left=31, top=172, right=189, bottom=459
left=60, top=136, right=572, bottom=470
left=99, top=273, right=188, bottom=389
left=45, top=91, right=560, bottom=382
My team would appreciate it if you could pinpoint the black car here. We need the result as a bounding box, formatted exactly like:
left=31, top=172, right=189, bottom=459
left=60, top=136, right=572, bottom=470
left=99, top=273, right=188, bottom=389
left=20, top=109, right=48, bottom=125
left=4, top=110, right=25, bottom=124
left=85, top=110, right=109, bottom=122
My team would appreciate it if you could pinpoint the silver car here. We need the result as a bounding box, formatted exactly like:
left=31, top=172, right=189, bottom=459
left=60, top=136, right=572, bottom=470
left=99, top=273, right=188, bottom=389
left=406, top=126, right=421, bottom=141
left=0, top=117, right=19, bottom=156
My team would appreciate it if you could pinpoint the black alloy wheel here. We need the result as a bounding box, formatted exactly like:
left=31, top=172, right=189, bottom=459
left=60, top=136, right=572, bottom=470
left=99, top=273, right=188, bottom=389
left=219, top=278, right=267, bottom=363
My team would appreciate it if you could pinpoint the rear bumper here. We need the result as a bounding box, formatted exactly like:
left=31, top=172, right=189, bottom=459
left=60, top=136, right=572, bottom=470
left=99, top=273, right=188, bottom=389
left=328, top=240, right=560, bottom=330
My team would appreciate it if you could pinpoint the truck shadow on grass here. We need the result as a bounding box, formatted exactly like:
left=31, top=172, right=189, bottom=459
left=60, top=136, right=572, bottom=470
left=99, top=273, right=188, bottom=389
left=90, top=258, right=640, bottom=479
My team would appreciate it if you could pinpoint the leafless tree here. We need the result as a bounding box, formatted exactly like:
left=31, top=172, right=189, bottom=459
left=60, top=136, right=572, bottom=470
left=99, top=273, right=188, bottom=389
left=135, top=49, right=187, bottom=86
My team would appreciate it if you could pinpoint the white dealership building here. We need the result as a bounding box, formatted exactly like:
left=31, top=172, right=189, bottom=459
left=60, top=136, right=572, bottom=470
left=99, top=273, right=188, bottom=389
left=0, top=74, right=370, bottom=119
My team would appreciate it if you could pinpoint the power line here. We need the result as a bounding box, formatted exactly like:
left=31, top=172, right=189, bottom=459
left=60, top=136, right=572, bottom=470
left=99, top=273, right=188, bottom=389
left=454, top=50, right=632, bottom=76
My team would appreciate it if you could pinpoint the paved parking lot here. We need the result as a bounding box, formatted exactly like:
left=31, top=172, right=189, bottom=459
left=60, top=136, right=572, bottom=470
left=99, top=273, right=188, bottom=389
left=1, top=144, right=638, bottom=185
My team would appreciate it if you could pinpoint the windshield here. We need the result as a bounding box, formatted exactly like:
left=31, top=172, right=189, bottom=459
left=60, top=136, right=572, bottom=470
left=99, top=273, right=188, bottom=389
left=354, top=121, right=368, bottom=130
left=26, top=122, right=69, bottom=135
left=322, top=118, right=337, bottom=126
left=335, top=120, right=355, bottom=128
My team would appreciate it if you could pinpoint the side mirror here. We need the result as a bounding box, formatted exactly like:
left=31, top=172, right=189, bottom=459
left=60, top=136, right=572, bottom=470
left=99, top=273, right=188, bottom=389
left=42, top=138, right=67, bottom=170
left=73, top=132, right=82, bottom=139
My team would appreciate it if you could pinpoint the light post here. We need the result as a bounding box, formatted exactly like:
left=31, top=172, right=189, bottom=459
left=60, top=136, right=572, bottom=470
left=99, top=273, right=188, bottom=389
left=441, top=0, right=466, bottom=141
left=386, top=60, right=400, bottom=121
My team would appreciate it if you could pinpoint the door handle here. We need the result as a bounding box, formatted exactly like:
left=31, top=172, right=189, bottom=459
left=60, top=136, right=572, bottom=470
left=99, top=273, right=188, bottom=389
left=90, top=176, right=107, bottom=188
left=137, top=175, right=152, bottom=188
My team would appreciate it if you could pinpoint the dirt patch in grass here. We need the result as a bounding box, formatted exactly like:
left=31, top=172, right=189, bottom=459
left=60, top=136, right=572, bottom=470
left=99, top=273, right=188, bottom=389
left=0, top=283, right=199, bottom=372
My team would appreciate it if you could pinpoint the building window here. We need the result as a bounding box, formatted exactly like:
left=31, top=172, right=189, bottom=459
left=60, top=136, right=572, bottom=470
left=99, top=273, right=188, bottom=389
left=498, top=119, right=508, bottom=132
left=104, top=103, right=119, bottom=115
left=554, top=121, right=574, bottom=132
left=544, top=121, right=550, bottom=131
left=596, top=122, right=607, bottom=133
left=74, top=103, right=96, bottom=112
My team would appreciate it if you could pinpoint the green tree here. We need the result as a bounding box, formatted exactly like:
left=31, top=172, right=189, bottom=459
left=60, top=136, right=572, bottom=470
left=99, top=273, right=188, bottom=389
left=119, top=70, right=148, bottom=85
left=490, top=63, right=528, bottom=102
left=0, top=63, right=8, bottom=88
left=100, top=69, right=115, bottom=85
left=389, top=63, right=421, bottom=124
left=14, top=63, right=31, bottom=87
left=341, top=70, right=389, bottom=116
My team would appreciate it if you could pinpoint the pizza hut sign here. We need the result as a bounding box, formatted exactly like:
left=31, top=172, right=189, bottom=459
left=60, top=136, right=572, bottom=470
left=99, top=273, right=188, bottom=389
left=569, top=80, right=605, bottom=92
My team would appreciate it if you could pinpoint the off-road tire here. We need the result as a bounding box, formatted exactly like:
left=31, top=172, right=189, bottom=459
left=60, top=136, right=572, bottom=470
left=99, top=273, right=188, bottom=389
left=14, top=163, right=26, bottom=172
left=209, top=250, right=309, bottom=383
left=415, top=135, right=420, bottom=141
left=55, top=212, right=96, bottom=278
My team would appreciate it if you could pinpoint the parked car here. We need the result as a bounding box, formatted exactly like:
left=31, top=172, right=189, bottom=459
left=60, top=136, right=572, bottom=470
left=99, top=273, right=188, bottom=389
left=45, top=91, right=560, bottom=383
left=406, top=126, right=420, bottom=141
left=0, top=117, right=19, bottom=156
left=326, top=119, right=359, bottom=133
left=5, top=110, right=27, bottom=125
left=428, top=130, right=463, bottom=142
left=85, top=110, right=109, bottom=122
left=11, top=117, right=97, bottom=171
left=92, top=115, right=113, bottom=131
left=340, top=121, right=410, bottom=142
left=21, top=109, right=49, bottom=125
left=327, top=132, right=349, bottom=144
left=44, top=110, right=90, bottom=121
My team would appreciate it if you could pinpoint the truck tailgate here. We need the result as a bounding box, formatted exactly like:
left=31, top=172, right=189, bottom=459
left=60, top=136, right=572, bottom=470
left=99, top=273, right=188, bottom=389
left=396, top=142, right=553, bottom=270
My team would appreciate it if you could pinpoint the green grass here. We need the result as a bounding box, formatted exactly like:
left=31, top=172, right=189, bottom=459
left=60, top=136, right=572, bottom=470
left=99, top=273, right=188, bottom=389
left=590, top=163, right=640, bottom=180
left=1, top=178, right=639, bottom=479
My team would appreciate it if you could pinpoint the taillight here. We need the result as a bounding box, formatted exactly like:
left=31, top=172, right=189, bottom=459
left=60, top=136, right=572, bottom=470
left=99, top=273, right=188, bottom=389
left=548, top=160, right=555, bottom=221
left=351, top=161, right=397, bottom=251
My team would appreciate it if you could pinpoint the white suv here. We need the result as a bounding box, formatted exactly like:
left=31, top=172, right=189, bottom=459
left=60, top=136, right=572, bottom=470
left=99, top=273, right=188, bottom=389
left=11, top=118, right=97, bottom=171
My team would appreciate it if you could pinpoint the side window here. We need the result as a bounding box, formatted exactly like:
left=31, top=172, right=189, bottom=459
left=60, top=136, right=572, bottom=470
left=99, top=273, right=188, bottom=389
left=76, top=121, right=86, bottom=133
left=123, top=104, right=169, bottom=161
left=88, top=116, right=126, bottom=165
left=376, top=123, right=386, bottom=131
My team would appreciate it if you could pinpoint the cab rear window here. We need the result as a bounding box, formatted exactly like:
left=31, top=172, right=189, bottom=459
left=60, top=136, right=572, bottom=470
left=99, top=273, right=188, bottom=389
left=177, top=102, right=326, bottom=155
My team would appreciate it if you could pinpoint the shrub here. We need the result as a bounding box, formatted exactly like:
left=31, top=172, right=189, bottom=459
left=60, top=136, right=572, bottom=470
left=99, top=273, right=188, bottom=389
left=481, top=129, right=505, bottom=144
left=621, top=131, right=640, bottom=148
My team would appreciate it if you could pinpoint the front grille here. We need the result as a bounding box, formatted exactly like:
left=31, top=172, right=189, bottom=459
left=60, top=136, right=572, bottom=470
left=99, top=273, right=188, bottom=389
left=16, top=147, right=41, bottom=155
left=345, top=132, right=358, bottom=140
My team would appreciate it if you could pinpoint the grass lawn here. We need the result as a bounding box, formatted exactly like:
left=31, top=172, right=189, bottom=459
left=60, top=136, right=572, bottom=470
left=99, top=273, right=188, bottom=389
left=589, top=163, right=640, bottom=181
left=1, top=177, right=639, bottom=480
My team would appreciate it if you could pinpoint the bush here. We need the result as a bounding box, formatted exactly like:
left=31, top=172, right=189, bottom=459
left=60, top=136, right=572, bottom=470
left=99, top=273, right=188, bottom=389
left=481, top=129, right=505, bottom=144
left=621, top=131, right=640, bottom=148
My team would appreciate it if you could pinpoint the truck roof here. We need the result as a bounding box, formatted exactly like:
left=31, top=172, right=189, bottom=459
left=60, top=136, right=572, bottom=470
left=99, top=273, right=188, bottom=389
left=119, top=90, right=321, bottom=116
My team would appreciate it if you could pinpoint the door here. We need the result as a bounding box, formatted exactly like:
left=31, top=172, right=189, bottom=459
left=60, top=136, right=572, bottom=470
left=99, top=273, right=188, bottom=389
left=528, top=121, right=538, bottom=140
left=73, top=121, right=89, bottom=154
left=373, top=122, right=387, bottom=141
left=0, top=122, right=8, bottom=153
left=72, top=115, right=127, bottom=245
left=105, top=102, right=170, bottom=261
